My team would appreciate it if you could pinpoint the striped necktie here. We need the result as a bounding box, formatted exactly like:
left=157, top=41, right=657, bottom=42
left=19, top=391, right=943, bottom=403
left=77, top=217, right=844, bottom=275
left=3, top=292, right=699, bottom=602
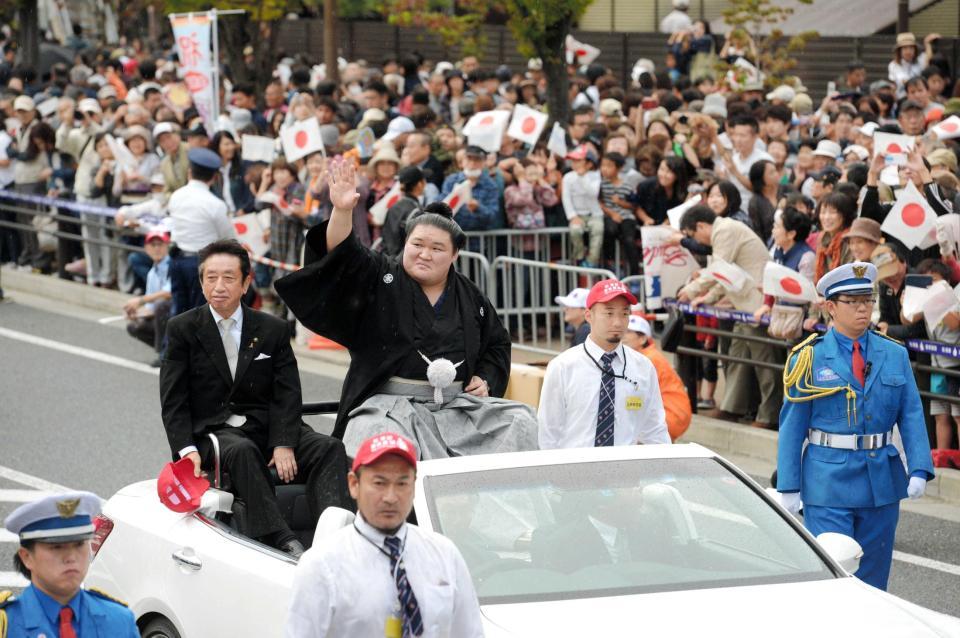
left=384, top=536, right=424, bottom=637
left=596, top=351, right=617, bottom=446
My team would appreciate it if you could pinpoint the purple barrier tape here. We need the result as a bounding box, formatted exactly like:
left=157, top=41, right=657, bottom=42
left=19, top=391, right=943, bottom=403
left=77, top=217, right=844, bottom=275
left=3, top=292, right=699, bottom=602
left=664, top=298, right=960, bottom=360
left=0, top=188, right=163, bottom=226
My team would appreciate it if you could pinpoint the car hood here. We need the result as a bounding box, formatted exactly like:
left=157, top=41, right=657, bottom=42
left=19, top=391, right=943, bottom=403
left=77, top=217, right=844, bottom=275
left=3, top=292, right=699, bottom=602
left=479, top=577, right=960, bottom=637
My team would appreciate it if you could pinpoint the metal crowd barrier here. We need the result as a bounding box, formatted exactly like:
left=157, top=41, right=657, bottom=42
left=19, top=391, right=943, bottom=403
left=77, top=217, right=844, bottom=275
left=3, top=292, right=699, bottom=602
left=464, top=226, right=626, bottom=277
left=456, top=250, right=490, bottom=296
left=490, top=256, right=616, bottom=355
left=665, top=300, right=960, bottom=408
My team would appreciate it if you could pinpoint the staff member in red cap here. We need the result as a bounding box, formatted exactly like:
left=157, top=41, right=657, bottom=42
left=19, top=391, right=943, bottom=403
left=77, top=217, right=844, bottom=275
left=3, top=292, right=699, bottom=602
left=538, top=279, right=669, bottom=449
left=286, top=432, right=484, bottom=638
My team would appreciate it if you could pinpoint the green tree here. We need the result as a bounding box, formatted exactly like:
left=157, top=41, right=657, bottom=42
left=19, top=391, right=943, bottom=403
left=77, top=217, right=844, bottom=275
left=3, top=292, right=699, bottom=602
left=502, top=0, right=592, bottom=125
left=383, top=0, right=592, bottom=125
left=720, top=0, right=818, bottom=90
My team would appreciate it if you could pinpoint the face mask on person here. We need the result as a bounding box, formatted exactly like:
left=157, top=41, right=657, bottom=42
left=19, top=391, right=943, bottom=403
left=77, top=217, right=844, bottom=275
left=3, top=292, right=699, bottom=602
left=348, top=83, right=362, bottom=96
left=464, top=168, right=482, bottom=178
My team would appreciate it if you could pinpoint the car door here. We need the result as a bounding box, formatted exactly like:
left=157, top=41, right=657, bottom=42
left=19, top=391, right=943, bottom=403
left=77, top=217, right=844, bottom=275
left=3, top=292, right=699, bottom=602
left=161, top=514, right=295, bottom=637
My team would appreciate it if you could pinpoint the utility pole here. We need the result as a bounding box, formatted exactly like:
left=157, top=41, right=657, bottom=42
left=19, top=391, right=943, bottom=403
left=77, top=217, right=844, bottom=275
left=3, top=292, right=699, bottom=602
left=324, top=0, right=339, bottom=85
left=19, top=0, right=40, bottom=71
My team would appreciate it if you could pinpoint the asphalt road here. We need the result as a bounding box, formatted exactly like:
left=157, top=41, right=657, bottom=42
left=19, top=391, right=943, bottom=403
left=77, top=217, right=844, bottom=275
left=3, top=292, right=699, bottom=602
left=1, top=293, right=959, bottom=621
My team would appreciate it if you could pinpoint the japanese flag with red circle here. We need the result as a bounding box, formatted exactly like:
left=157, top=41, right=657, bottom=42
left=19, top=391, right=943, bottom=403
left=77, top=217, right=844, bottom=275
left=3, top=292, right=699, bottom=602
left=232, top=210, right=271, bottom=256
left=762, top=262, right=817, bottom=303
left=442, top=180, right=472, bottom=212
left=881, top=180, right=937, bottom=249
left=369, top=181, right=402, bottom=226
left=565, top=35, right=601, bottom=66
left=930, top=115, right=960, bottom=140
left=507, top=104, right=548, bottom=146
left=872, top=131, right=914, bottom=165
left=281, top=116, right=323, bottom=163
left=463, top=110, right=510, bottom=153
left=704, top=258, right=753, bottom=294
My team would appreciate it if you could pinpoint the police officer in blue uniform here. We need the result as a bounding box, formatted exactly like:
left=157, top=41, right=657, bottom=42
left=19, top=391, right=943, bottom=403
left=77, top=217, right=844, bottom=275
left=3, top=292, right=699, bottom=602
left=777, top=262, right=935, bottom=591
left=0, top=492, right=139, bottom=637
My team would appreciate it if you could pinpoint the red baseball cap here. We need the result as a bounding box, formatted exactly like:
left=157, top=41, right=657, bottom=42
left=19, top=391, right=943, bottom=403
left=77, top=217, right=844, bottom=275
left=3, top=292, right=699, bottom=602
left=351, top=432, right=418, bottom=473
left=145, top=229, right=170, bottom=244
left=586, top=279, right=638, bottom=308
left=157, top=458, right=210, bottom=513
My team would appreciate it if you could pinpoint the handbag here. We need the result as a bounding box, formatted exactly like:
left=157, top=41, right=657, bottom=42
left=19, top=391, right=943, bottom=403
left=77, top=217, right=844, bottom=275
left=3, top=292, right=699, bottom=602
left=767, top=302, right=804, bottom=340
left=660, top=306, right=685, bottom=353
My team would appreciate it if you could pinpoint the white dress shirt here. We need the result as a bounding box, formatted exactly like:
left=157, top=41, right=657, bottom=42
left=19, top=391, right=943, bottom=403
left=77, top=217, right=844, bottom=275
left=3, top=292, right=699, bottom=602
left=285, top=513, right=485, bottom=638
left=177, top=306, right=244, bottom=459
left=168, top=179, right=234, bottom=252
left=538, top=337, right=670, bottom=449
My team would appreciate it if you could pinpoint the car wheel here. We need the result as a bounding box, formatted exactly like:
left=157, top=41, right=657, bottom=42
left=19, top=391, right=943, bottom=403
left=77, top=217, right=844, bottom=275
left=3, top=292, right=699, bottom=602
left=141, top=616, right=182, bottom=638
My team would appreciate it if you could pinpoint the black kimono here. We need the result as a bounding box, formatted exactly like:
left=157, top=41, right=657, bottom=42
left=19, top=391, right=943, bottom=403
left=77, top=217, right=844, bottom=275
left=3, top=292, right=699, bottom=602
left=274, top=222, right=513, bottom=442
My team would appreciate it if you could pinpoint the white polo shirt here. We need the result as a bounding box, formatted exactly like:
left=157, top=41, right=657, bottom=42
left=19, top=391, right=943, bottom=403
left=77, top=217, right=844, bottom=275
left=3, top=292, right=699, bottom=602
left=538, top=337, right=670, bottom=449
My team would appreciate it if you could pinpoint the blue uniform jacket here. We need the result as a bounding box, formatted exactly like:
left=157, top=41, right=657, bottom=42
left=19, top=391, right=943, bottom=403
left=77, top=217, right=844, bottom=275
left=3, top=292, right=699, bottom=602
left=777, top=329, right=934, bottom=508
left=1, top=584, right=138, bottom=638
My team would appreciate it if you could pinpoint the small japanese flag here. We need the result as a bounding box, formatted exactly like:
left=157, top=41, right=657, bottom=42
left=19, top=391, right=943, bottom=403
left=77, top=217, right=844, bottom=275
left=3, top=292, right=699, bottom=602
left=369, top=182, right=402, bottom=226
left=881, top=180, right=937, bottom=249
left=232, top=210, right=271, bottom=257
left=873, top=131, right=915, bottom=165
left=546, top=122, right=568, bottom=158
left=565, top=35, right=601, bottom=66
left=930, top=115, right=960, bottom=140
left=704, top=258, right=753, bottom=294
left=762, top=262, right=818, bottom=304
left=442, top=180, right=472, bottom=212
left=463, top=110, right=510, bottom=153
left=281, top=117, right=323, bottom=163
left=506, top=104, right=548, bottom=146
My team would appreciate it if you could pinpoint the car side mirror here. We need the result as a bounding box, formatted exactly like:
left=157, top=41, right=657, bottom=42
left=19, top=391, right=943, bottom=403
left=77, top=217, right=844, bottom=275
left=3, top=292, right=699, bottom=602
left=198, top=488, right=235, bottom=517
left=816, top=532, right=863, bottom=574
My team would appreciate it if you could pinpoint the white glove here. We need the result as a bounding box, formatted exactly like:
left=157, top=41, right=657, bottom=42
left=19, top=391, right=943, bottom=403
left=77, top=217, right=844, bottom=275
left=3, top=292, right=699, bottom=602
left=907, top=476, right=927, bottom=499
left=780, top=492, right=802, bottom=515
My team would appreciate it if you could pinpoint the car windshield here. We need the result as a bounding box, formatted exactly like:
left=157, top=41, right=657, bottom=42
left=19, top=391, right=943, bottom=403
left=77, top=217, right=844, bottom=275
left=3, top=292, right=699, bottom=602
left=423, top=457, right=835, bottom=604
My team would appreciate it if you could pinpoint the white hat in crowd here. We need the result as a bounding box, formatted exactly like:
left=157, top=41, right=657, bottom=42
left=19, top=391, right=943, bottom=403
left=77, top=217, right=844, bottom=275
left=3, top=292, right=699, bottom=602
left=554, top=288, right=590, bottom=309
left=812, top=139, right=842, bottom=159
left=628, top=315, right=652, bottom=336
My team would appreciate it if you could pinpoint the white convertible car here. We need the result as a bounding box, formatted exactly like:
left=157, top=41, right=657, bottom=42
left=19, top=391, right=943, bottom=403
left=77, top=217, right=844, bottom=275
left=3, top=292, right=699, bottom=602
left=86, top=443, right=960, bottom=637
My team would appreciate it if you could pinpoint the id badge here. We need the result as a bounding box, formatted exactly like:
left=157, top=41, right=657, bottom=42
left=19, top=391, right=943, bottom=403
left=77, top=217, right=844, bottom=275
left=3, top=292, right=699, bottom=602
left=626, top=396, right=643, bottom=410
left=384, top=614, right=403, bottom=638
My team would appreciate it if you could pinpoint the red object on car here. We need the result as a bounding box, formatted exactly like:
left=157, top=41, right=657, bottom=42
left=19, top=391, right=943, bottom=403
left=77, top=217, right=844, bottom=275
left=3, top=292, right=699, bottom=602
left=157, top=458, right=210, bottom=513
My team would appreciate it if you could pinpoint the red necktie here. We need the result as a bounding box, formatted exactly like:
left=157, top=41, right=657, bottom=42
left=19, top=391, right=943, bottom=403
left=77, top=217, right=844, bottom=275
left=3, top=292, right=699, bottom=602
left=852, top=340, right=866, bottom=387
left=59, top=606, right=77, bottom=638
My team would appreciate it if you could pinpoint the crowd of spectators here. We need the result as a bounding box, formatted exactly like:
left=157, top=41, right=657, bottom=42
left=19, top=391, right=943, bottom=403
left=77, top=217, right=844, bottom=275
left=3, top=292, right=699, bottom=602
left=2, top=16, right=960, bottom=453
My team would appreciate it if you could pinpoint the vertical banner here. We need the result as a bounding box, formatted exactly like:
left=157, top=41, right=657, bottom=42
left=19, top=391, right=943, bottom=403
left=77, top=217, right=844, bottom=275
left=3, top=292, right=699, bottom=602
left=170, top=13, right=216, bottom=133
left=641, top=225, right=698, bottom=309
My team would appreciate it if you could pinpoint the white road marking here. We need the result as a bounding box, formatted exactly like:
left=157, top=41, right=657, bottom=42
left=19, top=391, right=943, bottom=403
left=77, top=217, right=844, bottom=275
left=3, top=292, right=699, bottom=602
left=97, top=315, right=127, bottom=324
left=0, top=464, right=70, bottom=492
left=0, top=572, right=29, bottom=587
left=0, top=489, right=55, bottom=503
left=0, top=529, right=17, bottom=543
left=0, top=327, right=158, bottom=376
left=894, top=551, right=960, bottom=577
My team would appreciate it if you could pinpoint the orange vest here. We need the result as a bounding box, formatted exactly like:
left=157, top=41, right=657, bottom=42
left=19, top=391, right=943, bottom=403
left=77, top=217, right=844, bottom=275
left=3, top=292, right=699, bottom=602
left=636, top=340, right=692, bottom=440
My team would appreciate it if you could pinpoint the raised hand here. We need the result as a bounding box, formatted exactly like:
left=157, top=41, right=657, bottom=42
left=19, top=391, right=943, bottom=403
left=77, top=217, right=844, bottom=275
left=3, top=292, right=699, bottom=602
left=327, top=157, right=360, bottom=212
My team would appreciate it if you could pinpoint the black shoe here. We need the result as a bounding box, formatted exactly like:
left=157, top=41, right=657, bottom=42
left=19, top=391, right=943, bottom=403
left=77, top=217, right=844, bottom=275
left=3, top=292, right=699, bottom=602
left=279, top=539, right=305, bottom=559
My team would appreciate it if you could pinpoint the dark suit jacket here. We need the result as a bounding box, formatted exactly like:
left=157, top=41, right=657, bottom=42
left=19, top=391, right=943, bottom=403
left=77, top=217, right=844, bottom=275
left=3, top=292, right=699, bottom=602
left=531, top=517, right=645, bottom=573
left=159, top=304, right=303, bottom=456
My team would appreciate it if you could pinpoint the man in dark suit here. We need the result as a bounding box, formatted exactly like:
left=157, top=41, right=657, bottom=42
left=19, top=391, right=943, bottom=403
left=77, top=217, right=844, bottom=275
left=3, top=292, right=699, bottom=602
left=402, top=131, right=446, bottom=190
left=159, top=239, right=350, bottom=558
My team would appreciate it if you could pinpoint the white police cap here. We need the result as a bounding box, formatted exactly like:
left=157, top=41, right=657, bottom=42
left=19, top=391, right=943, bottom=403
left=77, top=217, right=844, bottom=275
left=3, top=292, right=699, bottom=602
left=4, top=491, right=102, bottom=543
left=815, top=261, right=877, bottom=299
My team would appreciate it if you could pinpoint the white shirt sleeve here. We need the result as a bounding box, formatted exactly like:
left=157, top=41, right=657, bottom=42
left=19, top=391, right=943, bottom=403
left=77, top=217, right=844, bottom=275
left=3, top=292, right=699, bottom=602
left=448, top=545, right=486, bottom=637
left=285, top=551, right=335, bottom=638
left=537, top=358, right=567, bottom=449
left=561, top=172, right=577, bottom=220
left=635, top=357, right=670, bottom=445
left=178, top=445, right=199, bottom=458
left=212, top=199, right=236, bottom=240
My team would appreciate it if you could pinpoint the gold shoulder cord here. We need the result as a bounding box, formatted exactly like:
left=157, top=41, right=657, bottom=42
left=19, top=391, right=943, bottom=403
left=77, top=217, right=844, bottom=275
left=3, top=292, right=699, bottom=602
left=0, top=589, right=10, bottom=638
left=782, top=336, right=857, bottom=427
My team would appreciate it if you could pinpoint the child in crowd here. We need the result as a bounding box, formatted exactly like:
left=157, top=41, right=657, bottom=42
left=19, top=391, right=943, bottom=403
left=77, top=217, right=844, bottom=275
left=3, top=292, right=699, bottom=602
left=561, top=146, right=603, bottom=267
left=598, top=151, right=639, bottom=275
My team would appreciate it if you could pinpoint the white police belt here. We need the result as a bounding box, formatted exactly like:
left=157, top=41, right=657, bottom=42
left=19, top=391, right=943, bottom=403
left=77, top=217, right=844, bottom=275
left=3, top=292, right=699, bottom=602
left=226, top=414, right=245, bottom=427
left=808, top=429, right=892, bottom=451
